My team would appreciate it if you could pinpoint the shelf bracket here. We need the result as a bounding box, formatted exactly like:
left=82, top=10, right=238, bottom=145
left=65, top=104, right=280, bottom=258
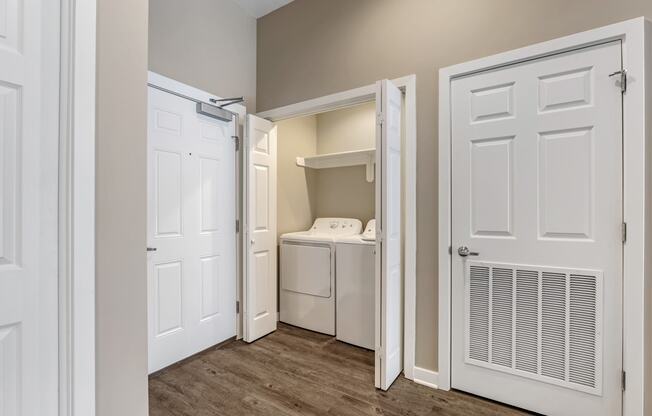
left=366, top=159, right=375, bottom=182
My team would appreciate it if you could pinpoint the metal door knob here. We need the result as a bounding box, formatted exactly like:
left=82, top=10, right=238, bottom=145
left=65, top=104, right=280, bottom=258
left=458, top=246, right=479, bottom=257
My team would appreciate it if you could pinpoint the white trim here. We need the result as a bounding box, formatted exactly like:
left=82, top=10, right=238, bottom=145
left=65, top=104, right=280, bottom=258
left=59, top=0, right=97, bottom=414
left=257, top=85, right=375, bottom=121
left=402, top=75, right=417, bottom=381
left=256, top=74, right=418, bottom=381
left=413, top=367, right=439, bottom=390
left=438, top=17, right=650, bottom=416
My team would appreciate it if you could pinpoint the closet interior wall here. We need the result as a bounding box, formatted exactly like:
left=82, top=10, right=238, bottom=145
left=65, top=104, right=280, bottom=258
left=277, top=102, right=377, bottom=236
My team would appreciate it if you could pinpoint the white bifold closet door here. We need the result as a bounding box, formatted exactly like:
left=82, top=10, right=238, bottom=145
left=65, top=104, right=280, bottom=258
left=243, top=114, right=278, bottom=343
left=450, top=41, right=623, bottom=415
left=0, top=0, right=59, bottom=413
left=147, top=86, right=236, bottom=373
left=375, top=79, right=403, bottom=390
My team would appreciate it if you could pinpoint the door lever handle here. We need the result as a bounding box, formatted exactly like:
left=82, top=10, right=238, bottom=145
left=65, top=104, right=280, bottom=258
left=458, top=246, right=479, bottom=257
left=147, top=247, right=157, bottom=252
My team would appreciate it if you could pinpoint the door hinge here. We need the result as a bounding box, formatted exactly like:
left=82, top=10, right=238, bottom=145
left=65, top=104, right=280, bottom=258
left=236, top=219, right=240, bottom=233
left=236, top=300, right=240, bottom=314
left=376, top=112, right=384, bottom=126
left=609, top=69, right=627, bottom=93
left=448, top=246, right=452, bottom=255
left=622, top=222, right=627, bottom=243
left=232, top=135, right=240, bottom=151
left=622, top=370, right=626, bottom=391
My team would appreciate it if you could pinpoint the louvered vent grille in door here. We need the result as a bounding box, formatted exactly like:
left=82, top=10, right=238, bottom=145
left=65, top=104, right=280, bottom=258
left=465, top=262, right=603, bottom=395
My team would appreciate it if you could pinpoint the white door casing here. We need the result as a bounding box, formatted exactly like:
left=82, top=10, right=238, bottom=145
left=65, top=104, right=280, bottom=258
left=450, top=41, right=622, bottom=415
left=243, top=114, right=278, bottom=343
left=0, top=0, right=59, bottom=414
left=147, top=86, right=237, bottom=373
left=375, top=79, right=403, bottom=390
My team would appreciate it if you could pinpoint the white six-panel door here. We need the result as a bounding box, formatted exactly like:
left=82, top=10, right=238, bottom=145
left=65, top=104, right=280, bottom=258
left=451, top=41, right=623, bottom=415
left=243, top=114, right=278, bottom=343
left=375, top=79, right=403, bottom=390
left=147, top=86, right=237, bottom=373
left=0, top=0, right=59, bottom=414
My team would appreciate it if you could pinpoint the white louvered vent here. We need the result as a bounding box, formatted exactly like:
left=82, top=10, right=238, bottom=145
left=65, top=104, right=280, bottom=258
left=465, top=261, right=603, bottom=395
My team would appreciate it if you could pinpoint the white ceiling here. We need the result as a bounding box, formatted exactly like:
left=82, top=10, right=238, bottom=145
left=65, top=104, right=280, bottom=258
left=230, top=0, right=295, bottom=18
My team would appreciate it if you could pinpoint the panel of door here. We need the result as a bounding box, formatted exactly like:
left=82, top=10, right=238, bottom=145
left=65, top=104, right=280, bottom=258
left=243, top=114, right=278, bottom=343
left=0, top=0, right=59, bottom=414
left=147, top=86, right=236, bottom=373
left=451, top=41, right=623, bottom=415
left=375, top=79, right=403, bottom=390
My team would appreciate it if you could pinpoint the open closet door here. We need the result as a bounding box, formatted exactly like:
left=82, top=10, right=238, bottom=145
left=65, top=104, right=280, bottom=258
left=243, top=114, right=278, bottom=343
left=375, top=79, right=403, bottom=390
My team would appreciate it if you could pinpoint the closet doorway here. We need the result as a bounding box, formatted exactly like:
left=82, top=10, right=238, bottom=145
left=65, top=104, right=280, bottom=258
left=241, top=77, right=417, bottom=390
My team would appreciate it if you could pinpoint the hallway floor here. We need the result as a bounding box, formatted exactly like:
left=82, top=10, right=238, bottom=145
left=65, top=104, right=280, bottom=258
left=149, top=323, right=530, bottom=416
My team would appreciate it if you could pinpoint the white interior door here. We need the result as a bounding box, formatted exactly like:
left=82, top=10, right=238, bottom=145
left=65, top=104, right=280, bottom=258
left=243, top=114, right=278, bottom=343
left=0, top=0, right=59, bottom=414
left=450, top=42, right=622, bottom=415
left=147, top=86, right=237, bottom=373
left=375, top=79, right=403, bottom=390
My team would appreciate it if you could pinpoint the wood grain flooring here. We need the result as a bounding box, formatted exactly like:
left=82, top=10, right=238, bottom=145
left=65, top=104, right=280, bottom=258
left=149, top=323, right=531, bottom=416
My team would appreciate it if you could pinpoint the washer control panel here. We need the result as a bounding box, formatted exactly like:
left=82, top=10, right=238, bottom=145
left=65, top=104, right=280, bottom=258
left=311, top=218, right=362, bottom=236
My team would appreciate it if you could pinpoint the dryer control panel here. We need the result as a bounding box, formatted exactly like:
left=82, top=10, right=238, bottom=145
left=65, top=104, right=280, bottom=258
left=361, top=219, right=376, bottom=241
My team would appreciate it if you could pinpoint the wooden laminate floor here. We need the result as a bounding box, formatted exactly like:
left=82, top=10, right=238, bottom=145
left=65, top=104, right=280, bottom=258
left=149, top=323, right=531, bottom=416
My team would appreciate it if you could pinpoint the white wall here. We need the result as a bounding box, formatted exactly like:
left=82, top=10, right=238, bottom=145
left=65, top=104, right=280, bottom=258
left=148, top=0, right=257, bottom=110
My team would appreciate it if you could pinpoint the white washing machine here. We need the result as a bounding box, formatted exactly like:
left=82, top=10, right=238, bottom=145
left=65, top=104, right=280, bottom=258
left=280, top=218, right=362, bottom=335
left=335, top=219, right=376, bottom=350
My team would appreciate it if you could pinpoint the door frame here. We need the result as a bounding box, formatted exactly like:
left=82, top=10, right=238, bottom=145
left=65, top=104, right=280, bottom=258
left=59, top=0, right=97, bottom=414
left=255, top=74, right=418, bottom=381
left=438, top=17, right=651, bottom=416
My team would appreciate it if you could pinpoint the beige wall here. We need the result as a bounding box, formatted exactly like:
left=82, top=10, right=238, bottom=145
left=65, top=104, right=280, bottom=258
left=277, top=104, right=376, bottom=235
left=96, top=0, right=149, bottom=414
left=316, top=102, right=376, bottom=153
left=277, top=115, right=318, bottom=238
left=315, top=103, right=376, bottom=225
left=257, top=0, right=652, bottom=371
left=315, top=166, right=375, bottom=225
left=149, top=0, right=257, bottom=110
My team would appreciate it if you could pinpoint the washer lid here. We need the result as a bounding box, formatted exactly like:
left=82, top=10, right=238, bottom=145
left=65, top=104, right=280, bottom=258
left=280, top=218, right=363, bottom=242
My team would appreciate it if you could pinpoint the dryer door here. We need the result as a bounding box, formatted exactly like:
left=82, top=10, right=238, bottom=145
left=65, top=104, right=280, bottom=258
left=281, top=242, right=332, bottom=297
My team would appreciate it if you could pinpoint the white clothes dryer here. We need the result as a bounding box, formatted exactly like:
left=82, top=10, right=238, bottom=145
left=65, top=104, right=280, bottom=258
left=279, top=218, right=362, bottom=335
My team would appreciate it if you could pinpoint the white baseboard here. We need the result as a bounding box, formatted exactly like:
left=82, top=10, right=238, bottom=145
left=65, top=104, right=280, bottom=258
left=413, top=366, right=439, bottom=389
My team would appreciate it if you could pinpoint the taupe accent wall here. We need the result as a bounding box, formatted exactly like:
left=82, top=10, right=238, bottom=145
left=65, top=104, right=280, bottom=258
left=257, top=0, right=652, bottom=371
left=149, top=0, right=257, bottom=110
left=96, top=0, right=149, bottom=414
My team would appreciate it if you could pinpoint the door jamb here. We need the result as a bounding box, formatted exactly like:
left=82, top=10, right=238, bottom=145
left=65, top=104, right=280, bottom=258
left=59, top=0, right=97, bottom=414
left=438, top=17, right=650, bottom=416
left=256, top=74, right=418, bottom=381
